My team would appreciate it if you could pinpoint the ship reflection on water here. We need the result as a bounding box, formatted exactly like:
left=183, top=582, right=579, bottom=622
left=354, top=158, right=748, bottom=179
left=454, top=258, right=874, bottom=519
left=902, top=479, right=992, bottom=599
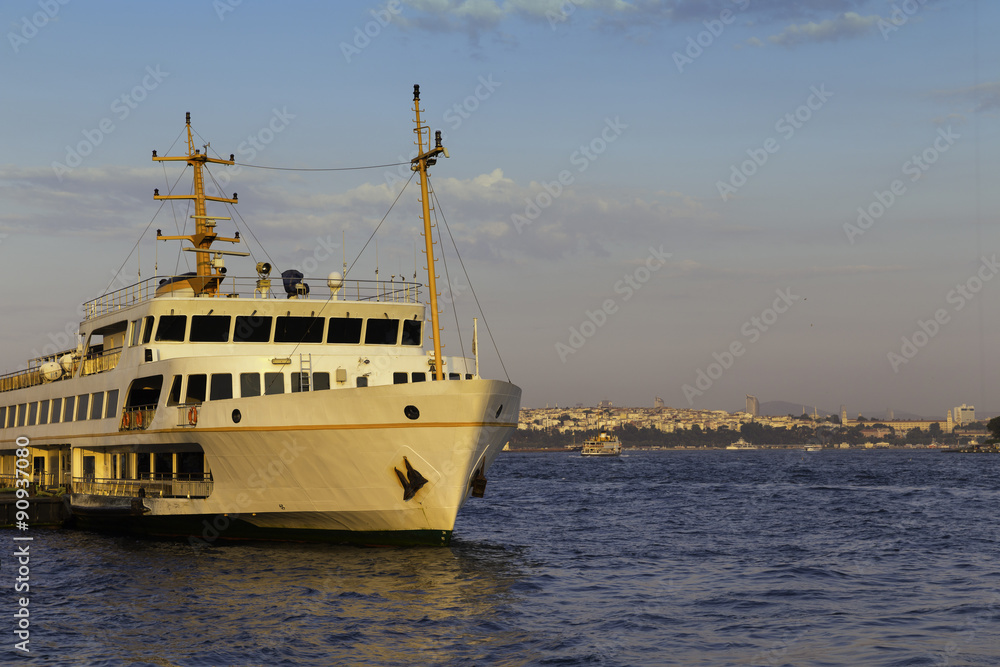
left=33, top=530, right=532, bottom=665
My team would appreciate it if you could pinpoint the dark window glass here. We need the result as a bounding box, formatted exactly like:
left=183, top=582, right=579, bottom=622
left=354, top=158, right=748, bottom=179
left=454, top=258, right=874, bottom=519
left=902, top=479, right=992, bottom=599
left=401, top=319, right=422, bottom=345
left=234, top=316, right=272, bottom=342
left=412, top=372, right=426, bottom=383
left=0, top=407, right=7, bottom=427
left=155, top=315, right=187, bottom=342
left=275, top=317, right=324, bottom=343
left=449, top=373, right=461, bottom=380
left=291, top=373, right=308, bottom=393
left=356, top=376, right=368, bottom=387
left=327, top=317, right=362, bottom=344
left=38, top=400, right=49, bottom=425
left=141, top=316, right=154, bottom=344
left=240, top=373, right=261, bottom=397
left=210, top=374, right=233, bottom=400
left=393, top=372, right=408, bottom=384
left=16, top=404, right=26, bottom=427
left=50, top=398, right=62, bottom=424
left=190, top=315, right=232, bottom=342
left=90, top=392, right=104, bottom=420
left=63, top=397, right=75, bottom=422
left=264, top=373, right=284, bottom=395
left=186, top=375, right=207, bottom=403
left=28, top=402, right=38, bottom=426
left=313, top=372, right=330, bottom=391
left=76, top=394, right=90, bottom=421
left=106, top=390, right=119, bottom=418
left=167, top=375, right=182, bottom=406
left=365, top=319, right=399, bottom=345
left=124, top=375, right=164, bottom=409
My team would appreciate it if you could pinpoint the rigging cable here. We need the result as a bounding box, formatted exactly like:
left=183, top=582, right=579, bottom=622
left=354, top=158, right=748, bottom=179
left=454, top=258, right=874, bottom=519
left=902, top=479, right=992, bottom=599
left=428, top=176, right=511, bottom=383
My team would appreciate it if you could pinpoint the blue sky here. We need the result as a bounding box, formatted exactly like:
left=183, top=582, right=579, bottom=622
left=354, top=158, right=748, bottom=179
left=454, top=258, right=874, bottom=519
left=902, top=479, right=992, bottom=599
left=1, top=0, right=997, bottom=418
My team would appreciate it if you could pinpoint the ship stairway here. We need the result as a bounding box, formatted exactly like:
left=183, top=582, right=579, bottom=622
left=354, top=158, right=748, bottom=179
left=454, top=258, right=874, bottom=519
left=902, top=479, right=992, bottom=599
left=299, top=354, right=312, bottom=392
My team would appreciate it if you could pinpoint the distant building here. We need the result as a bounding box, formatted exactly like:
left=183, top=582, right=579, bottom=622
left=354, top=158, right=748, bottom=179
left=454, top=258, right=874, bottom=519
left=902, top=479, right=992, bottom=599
left=954, top=404, right=975, bottom=426
left=746, top=395, right=759, bottom=418
left=654, top=397, right=664, bottom=409
left=598, top=400, right=613, bottom=408
left=840, top=405, right=847, bottom=424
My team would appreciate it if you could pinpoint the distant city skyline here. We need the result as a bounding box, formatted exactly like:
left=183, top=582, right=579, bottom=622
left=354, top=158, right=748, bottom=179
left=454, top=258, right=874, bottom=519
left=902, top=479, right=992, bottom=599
left=1, top=1, right=998, bottom=417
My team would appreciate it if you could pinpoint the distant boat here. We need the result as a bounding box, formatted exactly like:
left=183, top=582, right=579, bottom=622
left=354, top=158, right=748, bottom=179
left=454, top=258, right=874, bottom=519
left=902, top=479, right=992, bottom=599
left=804, top=444, right=822, bottom=452
left=581, top=432, right=622, bottom=457
left=726, top=438, right=757, bottom=450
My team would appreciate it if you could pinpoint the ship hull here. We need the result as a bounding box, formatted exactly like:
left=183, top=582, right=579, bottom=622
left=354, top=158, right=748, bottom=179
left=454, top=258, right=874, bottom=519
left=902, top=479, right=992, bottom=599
left=63, top=379, right=520, bottom=546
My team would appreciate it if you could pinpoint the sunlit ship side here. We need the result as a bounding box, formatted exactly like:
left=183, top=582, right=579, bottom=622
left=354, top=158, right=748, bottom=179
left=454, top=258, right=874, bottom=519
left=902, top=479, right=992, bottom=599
left=0, top=88, right=521, bottom=546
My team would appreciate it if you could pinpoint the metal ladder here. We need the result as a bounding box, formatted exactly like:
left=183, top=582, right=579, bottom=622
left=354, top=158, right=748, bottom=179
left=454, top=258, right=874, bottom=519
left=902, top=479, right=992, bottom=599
left=299, top=354, right=312, bottom=392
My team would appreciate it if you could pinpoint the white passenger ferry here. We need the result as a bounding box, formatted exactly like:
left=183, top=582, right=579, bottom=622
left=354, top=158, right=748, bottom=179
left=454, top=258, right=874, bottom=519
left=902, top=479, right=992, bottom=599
left=0, top=87, right=521, bottom=546
left=580, top=432, right=622, bottom=457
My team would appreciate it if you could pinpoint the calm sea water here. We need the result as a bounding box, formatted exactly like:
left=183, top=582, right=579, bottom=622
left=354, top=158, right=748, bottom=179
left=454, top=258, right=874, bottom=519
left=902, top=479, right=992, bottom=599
left=12, top=449, right=1000, bottom=666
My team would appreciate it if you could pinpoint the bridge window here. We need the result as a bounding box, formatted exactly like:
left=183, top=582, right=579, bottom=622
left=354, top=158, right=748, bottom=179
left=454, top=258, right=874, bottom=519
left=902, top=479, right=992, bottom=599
left=141, top=316, right=154, bottom=344
left=401, top=319, right=422, bottom=346
left=328, top=317, right=362, bottom=344
left=50, top=398, right=62, bottom=424
left=63, top=397, right=75, bottom=422
left=264, top=373, right=284, bottom=395
left=0, top=407, right=5, bottom=427
left=155, top=315, right=187, bottom=342
left=210, top=374, right=233, bottom=400
left=16, top=404, right=26, bottom=427
left=190, top=315, right=232, bottom=342
left=28, top=402, right=38, bottom=426
left=234, top=316, right=272, bottom=342
left=275, top=316, right=324, bottom=343
left=313, top=372, right=330, bottom=391
left=240, top=373, right=261, bottom=397
left=365, top=319, right=399, bottom=345
left=38, top=400, right=49, bottom=425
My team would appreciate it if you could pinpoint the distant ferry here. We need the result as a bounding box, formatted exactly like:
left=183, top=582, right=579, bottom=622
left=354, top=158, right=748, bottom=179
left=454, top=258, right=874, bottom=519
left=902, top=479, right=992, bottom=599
left=581, top=432, right=622, bottom=457
left=726, top=438, right=757, bottom=450
left=804, top=444, right=822, bottom=452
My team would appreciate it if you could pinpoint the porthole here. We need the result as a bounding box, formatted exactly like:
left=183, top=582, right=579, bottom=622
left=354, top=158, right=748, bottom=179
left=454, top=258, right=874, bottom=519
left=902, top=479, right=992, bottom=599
left=404, top=405, right=420, bottom=420
left=232, top=409, right=242, bottom=424
left=495, top=404, right=503, bottom=419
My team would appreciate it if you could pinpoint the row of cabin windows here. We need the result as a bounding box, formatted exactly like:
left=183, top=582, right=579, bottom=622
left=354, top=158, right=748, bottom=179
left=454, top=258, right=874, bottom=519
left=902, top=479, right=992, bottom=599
left=130, top=315, right=422, bottom=346
left=0, top=390, right=120, bottom=429
left=164, top=372, right=334, bottom=403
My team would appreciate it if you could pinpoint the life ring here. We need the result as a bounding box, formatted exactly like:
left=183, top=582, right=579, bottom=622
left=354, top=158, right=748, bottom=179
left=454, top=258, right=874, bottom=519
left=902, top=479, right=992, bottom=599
left=122, top=412, right=131, bottom=430
left=188, top=407, right=198, bottom=426
left=134, top=411, right=143, bottom=428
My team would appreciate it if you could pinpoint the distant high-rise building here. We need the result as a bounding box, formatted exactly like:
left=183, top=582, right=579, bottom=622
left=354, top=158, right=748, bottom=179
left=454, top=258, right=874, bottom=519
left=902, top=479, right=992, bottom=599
left=840, top=405, right=847, bottom=424
left=654, top=397, right=665, bottom=409
left=947, top=409, right=953, bottom=431
left=954, top=404, right=975, bottom=425
left=886, top=408, right=894, bottom=421
left=746, top=395, right=759, bottom=417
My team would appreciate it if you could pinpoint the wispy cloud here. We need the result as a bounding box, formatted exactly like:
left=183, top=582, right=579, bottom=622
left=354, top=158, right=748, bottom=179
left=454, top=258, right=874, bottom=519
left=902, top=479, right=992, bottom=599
left=933, top=81, right=1000, bottom=114
left=757, top=11, right=881, bottom=47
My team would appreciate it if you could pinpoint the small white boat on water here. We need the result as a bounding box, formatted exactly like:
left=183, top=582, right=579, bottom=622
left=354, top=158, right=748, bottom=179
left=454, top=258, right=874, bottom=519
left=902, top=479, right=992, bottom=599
left=726, top=438, right=757, bottom=450
left=581, top=432, right=622, bottom=457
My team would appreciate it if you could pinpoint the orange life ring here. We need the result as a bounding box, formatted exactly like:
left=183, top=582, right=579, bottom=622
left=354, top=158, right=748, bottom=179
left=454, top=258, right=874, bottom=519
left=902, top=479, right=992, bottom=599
left=134, top=411, right=143, bottom=428
left=188, top=407, right=198, bottom=426
left=122, top=412, right=131, bottom=430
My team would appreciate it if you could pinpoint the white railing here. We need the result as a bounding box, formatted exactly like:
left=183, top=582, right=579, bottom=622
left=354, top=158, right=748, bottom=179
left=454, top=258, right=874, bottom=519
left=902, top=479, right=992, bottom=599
left=73, top=475, right=213, bottom=499
left=82, top=275, right=424, bottom=320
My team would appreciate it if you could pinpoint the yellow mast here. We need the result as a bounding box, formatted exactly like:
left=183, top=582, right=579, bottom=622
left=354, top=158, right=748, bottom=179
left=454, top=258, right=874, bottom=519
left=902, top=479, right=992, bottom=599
left=411, top=85, right=448, bottom=380
left=152, top=112, right=241, bottom=296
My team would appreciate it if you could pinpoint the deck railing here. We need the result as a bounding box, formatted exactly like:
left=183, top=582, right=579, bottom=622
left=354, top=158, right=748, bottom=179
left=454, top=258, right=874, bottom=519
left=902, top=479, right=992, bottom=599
left=82, top=346, right=122, bottom=376
left=120, top=406, right=156, bottom=432
left=83, top=275, right=423, bottom=320
left=72, top=473, right=213, bottom=499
